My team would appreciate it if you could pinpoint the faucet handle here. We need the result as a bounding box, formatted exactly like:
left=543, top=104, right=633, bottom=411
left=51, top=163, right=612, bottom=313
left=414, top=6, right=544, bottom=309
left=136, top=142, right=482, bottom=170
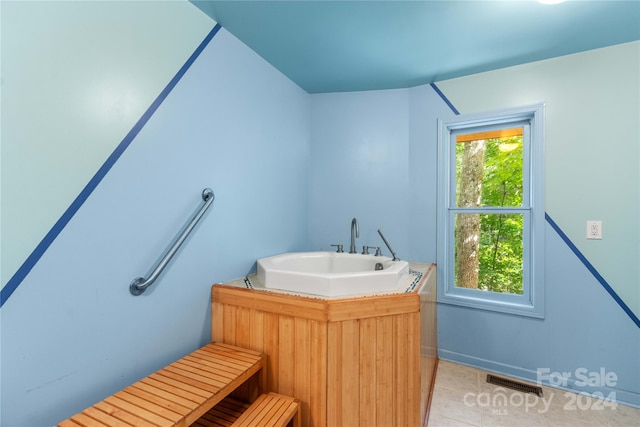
left=362, top=246, right=378, bottom=255
left=374, top=246, right=382, bottom=256
left=331, top=244, right=344, bottom=253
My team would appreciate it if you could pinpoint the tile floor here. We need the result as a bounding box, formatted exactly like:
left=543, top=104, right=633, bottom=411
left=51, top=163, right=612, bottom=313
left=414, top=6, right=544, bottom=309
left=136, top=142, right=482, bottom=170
left=427, top=360, right=640, bottom=427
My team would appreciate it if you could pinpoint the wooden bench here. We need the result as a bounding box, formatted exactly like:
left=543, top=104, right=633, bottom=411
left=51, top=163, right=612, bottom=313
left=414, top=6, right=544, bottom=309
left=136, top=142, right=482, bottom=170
left=58, top=342, right=267, bottom=427
left=193, top=393, right=300, bottom=427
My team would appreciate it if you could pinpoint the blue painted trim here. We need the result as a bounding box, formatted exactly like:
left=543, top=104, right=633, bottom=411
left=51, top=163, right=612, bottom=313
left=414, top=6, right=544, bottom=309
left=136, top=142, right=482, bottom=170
left=0, top=24, right=222, bottom=308
left=545, top=213, right=640, bottom=328
left=430, top=82, right=460, bottom=115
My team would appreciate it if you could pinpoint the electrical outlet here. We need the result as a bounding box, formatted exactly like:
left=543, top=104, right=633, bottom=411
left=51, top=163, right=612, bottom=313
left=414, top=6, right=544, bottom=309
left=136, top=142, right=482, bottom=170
left=587, top=220, right=602, bottom=239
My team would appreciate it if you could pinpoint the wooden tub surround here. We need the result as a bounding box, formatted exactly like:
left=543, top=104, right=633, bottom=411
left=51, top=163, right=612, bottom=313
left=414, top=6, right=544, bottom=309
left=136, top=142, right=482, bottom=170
left=193, top=392, right=301, bottom=427
left=57, top=342, right=301, bottom=427
left=57, top=263, right=435, bottom=427
left=212, top=263, right=438, bottom=427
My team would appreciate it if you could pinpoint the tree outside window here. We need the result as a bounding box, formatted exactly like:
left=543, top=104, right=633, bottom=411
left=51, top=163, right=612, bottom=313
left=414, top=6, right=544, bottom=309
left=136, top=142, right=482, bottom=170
left=454, top=130, right=524, bottom=295
left=437, top=103, right=544, bottom=318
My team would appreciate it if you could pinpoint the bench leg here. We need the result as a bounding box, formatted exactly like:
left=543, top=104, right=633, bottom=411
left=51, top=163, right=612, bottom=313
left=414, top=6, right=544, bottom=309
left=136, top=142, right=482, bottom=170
left=291, top=407, right=301, bottom=427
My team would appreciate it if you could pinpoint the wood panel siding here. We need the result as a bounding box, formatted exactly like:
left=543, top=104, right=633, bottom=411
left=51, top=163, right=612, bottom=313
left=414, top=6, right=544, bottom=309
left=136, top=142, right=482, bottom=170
left=211, top=279, right=429, bottom=427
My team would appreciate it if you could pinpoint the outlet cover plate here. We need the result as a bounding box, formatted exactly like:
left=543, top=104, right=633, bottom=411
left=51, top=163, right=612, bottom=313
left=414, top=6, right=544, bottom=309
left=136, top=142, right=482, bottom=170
left=587, top=220, right=602, bottom=239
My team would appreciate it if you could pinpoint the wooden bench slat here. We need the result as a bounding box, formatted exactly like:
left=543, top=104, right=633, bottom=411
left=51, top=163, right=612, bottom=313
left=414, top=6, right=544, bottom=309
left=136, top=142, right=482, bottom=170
left=133, top=380, right=201, bottom=408
left=126, top=384, right=192, bottom=416
left=247, top=393, right=300, bottom=427
left=70, top=412, right=111, bottom=427
left=183, top=371, right=262, bottom=426
left=230, top=394, right=270, bottom=426
left=170, top=360, right=237, bottom=386
left=58, top=343, right=265, bottom=427
left=191, top=419, right=228, bottom=427
left=235, top=394, right=286, bottom=427
left=180, top=355, right=243, bottom=380
left=147, top=372, right=212, bottom=399
left=199, top=346, right=261, bottom=366
left=155, top=368, right=220, bottom=394
left=205, top=342, right=263, bottom=358
left=211, top=398, right=250, bottom=418
left=82, top=407, right=133, bottom=427
left=193, top=396, right=249, bottom=427
left=193, top=411, right=236, bottom=427
left=196, top=347, right=259, bottom=366
left=199, top=351, right=260, bottom=368
left=104, top=395, right=175, bottom=427
left=271, top=403, right=301, bottom=427
left=198, top=410, right=237, bottom=426
left=162, top=363, right=227, bottom=389
left=140, top=377, right=205, bottom=404
left=93, top=401, right=159, bottom=427
left=115, top=390, right=183, bottom=423
left=185, top=350, right=250, bottom=369
left=196, top=393, right=300, bottom=427
left=260, top=396, right=291, bottom=425
left=190, top=351, right=255, bottom=373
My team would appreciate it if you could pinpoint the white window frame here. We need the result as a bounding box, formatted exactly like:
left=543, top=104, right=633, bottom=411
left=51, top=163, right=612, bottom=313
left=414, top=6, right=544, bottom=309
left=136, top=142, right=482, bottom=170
left=437, top=104, right=545, bottom=318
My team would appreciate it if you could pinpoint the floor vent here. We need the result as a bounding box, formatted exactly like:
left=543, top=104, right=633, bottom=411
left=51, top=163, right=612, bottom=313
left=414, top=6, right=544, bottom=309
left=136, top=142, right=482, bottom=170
left=486, top=374, right=543, bottom=397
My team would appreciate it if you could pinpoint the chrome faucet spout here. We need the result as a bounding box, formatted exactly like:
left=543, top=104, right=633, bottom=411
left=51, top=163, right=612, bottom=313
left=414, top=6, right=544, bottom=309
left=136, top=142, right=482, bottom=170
left=349, top=218, right=359, bottom=254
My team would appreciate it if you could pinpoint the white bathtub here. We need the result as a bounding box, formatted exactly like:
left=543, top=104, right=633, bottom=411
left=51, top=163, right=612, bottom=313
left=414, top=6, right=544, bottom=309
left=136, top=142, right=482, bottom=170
left=256, top=251, right=410, bottom=297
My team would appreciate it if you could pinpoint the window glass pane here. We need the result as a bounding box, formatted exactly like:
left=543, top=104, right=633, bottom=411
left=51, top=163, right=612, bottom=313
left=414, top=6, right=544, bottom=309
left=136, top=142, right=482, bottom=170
left=456, top=128, right=523, bottom=208
left=454, top=213, right=523, bottom=295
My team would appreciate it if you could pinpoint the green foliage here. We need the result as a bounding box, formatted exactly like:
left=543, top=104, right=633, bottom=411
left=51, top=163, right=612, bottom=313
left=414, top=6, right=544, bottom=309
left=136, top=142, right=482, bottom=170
left=479, top=136, right=524, bottom=294
left=456, top=136, right=524, bottom=295
left=478, top=213, right=523, bottom=294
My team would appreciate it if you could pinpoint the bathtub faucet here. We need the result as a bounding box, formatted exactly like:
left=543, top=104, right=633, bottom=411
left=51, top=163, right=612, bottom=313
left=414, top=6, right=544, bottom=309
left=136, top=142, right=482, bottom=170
left=349, top=217, right=359, bottom=254
left=377, top=228, right=400, bottom=261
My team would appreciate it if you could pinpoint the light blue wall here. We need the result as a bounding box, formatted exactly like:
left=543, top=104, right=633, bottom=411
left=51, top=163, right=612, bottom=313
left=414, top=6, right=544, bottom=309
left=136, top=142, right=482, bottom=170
left=437, top=42, right=640, bottom=319
left=308, top=86, right=452, bottom=261
left=309, top=90, right=410, bottom=254
left=1, top=0, right=214, bottom=286
left=1, top=23, right=309, bottom=427
left=434, top=43, right=640, bottom=407
left=438, top=225, right=640, bottom=405
left=306, top=46, right=639, bottom=408
left=2, top=2, right=638, bottom=425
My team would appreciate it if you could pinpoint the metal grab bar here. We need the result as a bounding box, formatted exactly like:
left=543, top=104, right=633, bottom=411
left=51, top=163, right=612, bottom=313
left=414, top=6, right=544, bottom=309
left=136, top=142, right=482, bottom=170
left=130, top=188, right=215, bottom=296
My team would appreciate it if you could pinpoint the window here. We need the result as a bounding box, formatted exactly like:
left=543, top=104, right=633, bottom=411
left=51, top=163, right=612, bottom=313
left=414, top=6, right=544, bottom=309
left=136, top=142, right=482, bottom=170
left=437, top=104, right=544, bottom=317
